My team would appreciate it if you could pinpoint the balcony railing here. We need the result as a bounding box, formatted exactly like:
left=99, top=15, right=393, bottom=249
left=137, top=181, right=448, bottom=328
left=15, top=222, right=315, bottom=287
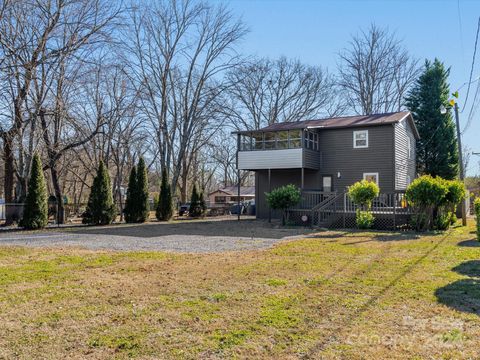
left=239, top=129, right=319, bottom=152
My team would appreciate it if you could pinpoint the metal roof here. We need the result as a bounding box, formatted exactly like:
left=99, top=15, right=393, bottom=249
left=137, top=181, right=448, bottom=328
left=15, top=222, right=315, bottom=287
left=208, top=186, right=255, bottom=197
left=233, top=111, right=419, bottom=139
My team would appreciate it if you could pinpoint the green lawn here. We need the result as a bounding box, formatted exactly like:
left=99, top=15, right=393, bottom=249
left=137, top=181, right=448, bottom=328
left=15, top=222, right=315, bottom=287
left=0, top=222, right=479, bottom=359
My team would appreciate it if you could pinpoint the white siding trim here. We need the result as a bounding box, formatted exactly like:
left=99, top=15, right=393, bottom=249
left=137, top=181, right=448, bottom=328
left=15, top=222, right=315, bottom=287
left=238, top=148, right=303, bottom=170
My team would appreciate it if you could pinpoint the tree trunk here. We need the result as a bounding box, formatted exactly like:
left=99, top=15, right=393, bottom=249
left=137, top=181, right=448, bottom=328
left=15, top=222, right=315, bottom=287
left=180, top=159, right=188, bottom=203
left=50, top=163, right=65, bottom=224
left=3, top=135, right=16, bottom=225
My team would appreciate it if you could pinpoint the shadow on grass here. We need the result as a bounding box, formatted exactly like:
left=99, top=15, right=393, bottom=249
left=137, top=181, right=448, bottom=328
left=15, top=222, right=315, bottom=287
left=435, top=278, right=480, bottom=315
left=457, top=239, right=480, bottom=247
left=303, top=232, right=349, bottom=241
left=435, top=260, right=480, bottom=315
left=343, top=232, right=421, bottom=245
left=452, top=260, right=480, bottom=277
left=72, top=219, right=312, bottom=239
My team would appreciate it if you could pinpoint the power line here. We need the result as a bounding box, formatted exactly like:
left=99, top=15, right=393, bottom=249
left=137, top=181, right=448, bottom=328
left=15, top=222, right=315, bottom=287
left=458, top=0, right=466, bottom=70
left=463, top=76, right=480, bottom=133
left=462, top=16, right=480, bottom=112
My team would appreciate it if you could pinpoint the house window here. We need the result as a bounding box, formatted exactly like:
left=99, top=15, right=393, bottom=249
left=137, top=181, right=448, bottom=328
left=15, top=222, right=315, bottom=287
left=353, top=130, right=368, bottom=148
left=214, top=196, right=226, bottom=203
left=363, top=172, right=379, bottom=185
left=304, top=130, right=319, bottom=150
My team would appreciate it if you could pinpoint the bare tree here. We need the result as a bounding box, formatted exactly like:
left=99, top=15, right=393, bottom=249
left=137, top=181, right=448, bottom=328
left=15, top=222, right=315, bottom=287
left=0, top=0, right=121, bottom=223
left=126, top=0, right=247, bottom=197
left=225, top=57, right=342, bottom=130
left=211, top=131, right=237, bottom=188
left=338, top=24, right=420, bottom=115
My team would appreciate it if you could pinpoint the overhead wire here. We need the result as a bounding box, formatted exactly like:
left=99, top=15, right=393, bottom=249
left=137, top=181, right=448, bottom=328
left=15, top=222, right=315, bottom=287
left=462, top=16, right=480, bottom=112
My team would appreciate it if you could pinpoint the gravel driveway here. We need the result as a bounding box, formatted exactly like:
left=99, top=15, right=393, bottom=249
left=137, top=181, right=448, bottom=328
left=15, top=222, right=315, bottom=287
left=0, top=219, right=313, bottom=253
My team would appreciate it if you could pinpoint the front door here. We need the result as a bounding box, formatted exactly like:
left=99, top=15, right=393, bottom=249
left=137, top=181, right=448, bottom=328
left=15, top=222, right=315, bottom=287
left=322, top=176, right=332, bottom=192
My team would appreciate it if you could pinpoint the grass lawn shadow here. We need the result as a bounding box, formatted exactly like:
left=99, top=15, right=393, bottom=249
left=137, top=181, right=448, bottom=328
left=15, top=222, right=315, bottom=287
left=457, top=239, right=480, bottom=247
left=435, top=278, right=480, bottom=315
left=452, top=260, right=480, bottom=277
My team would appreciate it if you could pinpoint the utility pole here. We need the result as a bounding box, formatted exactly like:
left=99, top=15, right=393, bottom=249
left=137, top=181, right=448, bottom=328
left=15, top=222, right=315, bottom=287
left=454, top=103, right=467, bottom=226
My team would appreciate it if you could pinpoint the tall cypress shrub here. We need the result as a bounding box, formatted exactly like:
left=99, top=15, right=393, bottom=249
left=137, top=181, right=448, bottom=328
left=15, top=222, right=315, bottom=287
left=189, top=184, right=202, bottom=217
left=156, top=171, right=173, bottom=221
left=82, top=161, right=116, bottom=225
left=199, top=191, right=207, bottom=214
left=20, top=154, right=48, bottom=229
left=406, top=59, right=459, bottom=179
left=124, top=165, right=137, bottom=223
left=136, top=157, right=150, bottom=222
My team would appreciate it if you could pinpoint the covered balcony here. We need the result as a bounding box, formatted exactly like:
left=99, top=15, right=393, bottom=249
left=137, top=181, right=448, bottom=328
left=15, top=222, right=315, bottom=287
left=236, top=129, right=320, bottom=170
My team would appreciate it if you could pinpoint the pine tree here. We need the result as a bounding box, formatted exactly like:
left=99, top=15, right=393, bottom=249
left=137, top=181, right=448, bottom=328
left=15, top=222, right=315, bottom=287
left=406, top=59, right=459, bottom=179
left=189, top=184, right=202, bottom=217
left=156, top=171, right=173, bottom=221
left=136, top=157, right=150, bottom=222
left=124, top=165, right=137, bottom=223
left=82, top=160, right=116, bottom=225
left=199, top=191, right=207, bottom=214
left=20, top=154, right=48, bottom=229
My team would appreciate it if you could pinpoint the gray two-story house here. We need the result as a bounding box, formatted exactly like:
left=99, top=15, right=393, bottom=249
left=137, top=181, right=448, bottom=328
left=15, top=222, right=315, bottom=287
left=234, top=111, right=419, bottom=219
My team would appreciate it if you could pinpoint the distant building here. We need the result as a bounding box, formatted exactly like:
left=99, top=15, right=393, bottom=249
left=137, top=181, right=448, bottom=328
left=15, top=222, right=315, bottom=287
left=208, top=186, right=255, bottom=206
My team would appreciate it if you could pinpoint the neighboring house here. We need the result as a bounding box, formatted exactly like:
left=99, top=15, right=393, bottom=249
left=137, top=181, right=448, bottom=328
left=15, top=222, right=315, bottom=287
left=208, top=186, right=255, bottom=206
left=234, top=111, right=419, bottom=219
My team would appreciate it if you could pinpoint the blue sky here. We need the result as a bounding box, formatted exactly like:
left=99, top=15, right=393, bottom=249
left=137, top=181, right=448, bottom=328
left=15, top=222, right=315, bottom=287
left=213, top=0, right=480, bottom=175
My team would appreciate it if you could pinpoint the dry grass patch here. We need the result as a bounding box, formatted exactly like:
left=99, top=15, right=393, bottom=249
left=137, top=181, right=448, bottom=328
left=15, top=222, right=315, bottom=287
left=1, top=222, right=480, bottom=359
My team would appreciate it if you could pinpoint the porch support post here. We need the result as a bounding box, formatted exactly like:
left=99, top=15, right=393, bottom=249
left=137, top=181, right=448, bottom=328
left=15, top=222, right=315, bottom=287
left=268, top=168, right=272, bottom=223
left=237, top=169, right=241, bottom=221
left=301, top=168, right=304, bottom=189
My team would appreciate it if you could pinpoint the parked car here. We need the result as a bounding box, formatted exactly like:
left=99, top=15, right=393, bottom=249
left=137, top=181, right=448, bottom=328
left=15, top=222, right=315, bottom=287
left=178, top=203, right=190, bottom=216
left=229, top=203, right=246, bottom=215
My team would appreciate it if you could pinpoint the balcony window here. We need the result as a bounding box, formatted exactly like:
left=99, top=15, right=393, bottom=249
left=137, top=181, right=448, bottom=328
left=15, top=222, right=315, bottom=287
left=264, top=132, right=276, bottom=149
left=240, top=134, right=252, bottom=151
left=276, top=131, right=289, bottom=149
left=289, top=130, right=302, bottom=148
left=252, top=133, right=264, bottom=150
left=239, top=129, right=305, bottom=151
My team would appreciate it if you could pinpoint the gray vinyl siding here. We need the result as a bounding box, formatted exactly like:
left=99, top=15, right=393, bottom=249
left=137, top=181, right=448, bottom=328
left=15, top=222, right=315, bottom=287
left=238, top=148, right=320, bottom=170
left=317, top=125, right=395, bottom=193
left=394, top=120, right=417, bottom=190
left=238, top=148, right=303, bottom=170
left=253, top=125, right=402, bottom=219
left=303, top=149, right=321, bottom=169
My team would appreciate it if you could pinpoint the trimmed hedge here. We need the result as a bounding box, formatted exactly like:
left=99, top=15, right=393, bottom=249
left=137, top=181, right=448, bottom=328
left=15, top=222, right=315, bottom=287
left=406, top=175, right=465, bottom=231
left=266, top=184, right=301, bottom=225
left=348, top=180, right=380, bottom=229
left=475, top=198, right=480, bottom=241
